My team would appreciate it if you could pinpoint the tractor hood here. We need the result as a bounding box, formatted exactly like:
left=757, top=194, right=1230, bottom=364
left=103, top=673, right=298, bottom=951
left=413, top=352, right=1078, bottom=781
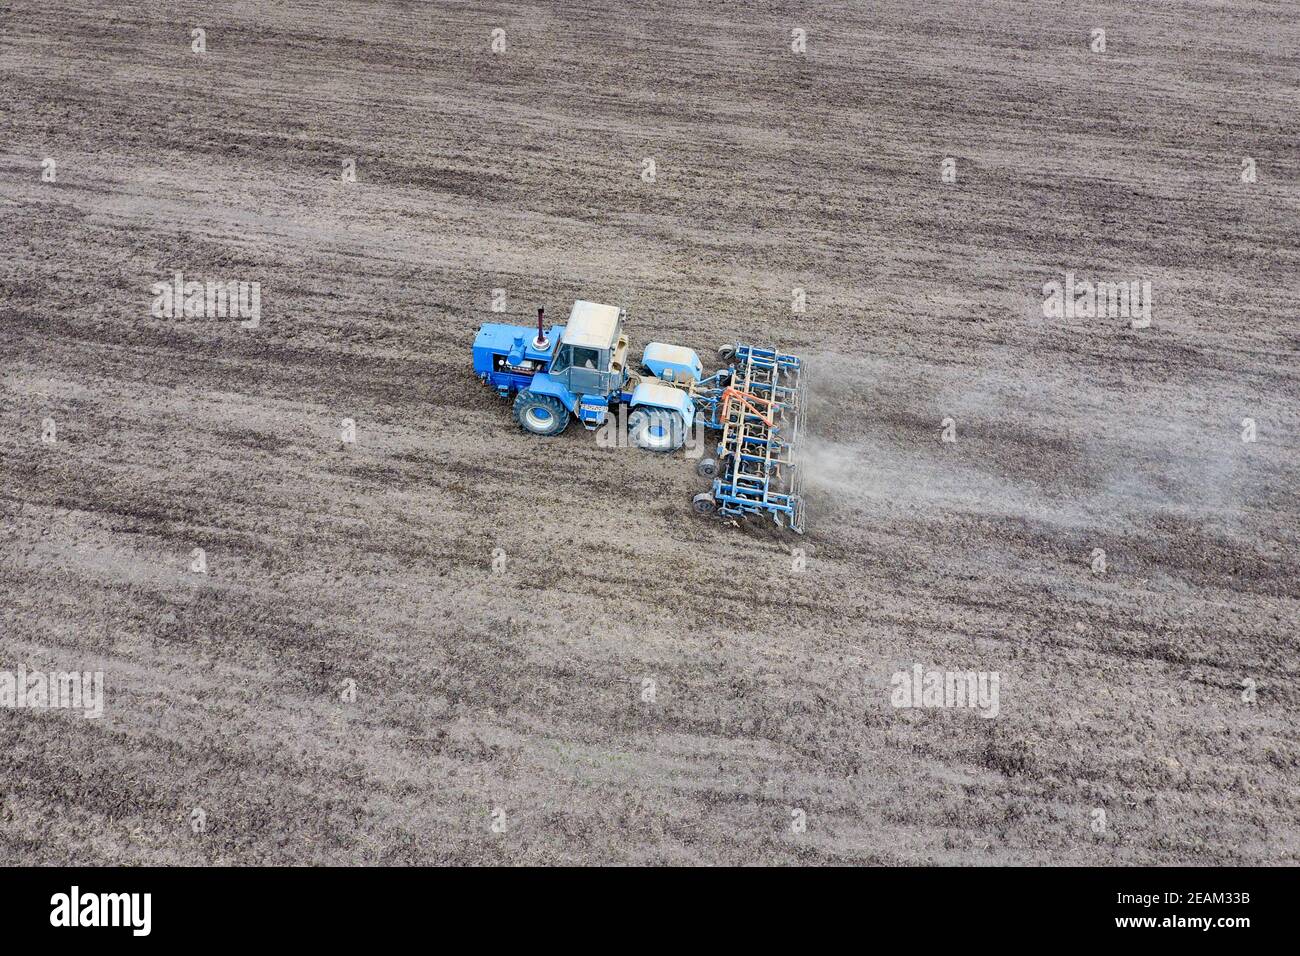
left=472, top=322, right=560, bottom=378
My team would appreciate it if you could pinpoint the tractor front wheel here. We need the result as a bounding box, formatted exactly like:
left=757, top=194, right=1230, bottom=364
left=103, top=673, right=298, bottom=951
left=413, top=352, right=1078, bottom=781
left=513, top=391, right=569, bottom=437
left=628, top=407, right=685, bottom=452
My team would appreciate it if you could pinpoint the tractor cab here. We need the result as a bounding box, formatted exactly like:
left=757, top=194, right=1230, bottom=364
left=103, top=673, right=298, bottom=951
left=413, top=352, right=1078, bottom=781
left=549, top=301, right=629, bottom=397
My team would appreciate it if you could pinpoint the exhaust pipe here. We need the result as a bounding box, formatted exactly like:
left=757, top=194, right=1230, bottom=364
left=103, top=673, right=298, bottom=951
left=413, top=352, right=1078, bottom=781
left=534, top=306, right=549, bottom=349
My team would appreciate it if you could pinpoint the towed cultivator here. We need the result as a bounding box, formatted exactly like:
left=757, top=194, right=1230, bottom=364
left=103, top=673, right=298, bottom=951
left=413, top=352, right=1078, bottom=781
left=473, top=300, right=807, bottom=532
left=691, top=344, right=806, bottom=533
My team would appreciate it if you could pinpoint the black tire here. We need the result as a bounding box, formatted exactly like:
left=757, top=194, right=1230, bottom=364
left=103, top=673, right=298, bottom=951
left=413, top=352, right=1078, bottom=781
left=696, top=457, right=718, bottom=479
left=513, top=391, right=568, bottom=436
left=692, top=493, right=716, bottom=515
left=628, top=407, right=685, bottom=452
left=718, top=346, right=736, bottom=364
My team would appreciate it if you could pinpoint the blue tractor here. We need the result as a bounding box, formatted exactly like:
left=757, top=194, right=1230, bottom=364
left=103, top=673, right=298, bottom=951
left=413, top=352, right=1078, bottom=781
left=473, top=300, right=807, bottom=532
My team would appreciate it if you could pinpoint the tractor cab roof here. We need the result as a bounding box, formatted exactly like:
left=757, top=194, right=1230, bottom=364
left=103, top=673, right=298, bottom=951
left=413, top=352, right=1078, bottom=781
left=561, top=301, right=622, bottom=350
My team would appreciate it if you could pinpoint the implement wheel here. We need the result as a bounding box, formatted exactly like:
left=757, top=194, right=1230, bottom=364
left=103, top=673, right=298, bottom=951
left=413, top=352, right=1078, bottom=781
left=696, top=458, right=719, bottom=479
left=692, top=493, right=717, bottom=515
left=513, top=391, right=569, bottom=437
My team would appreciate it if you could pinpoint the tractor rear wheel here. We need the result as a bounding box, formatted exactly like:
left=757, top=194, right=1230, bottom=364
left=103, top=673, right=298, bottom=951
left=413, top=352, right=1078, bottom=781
left=628, top=407, right=685, bottom=452
left=513, top=391, right=568, bottom=437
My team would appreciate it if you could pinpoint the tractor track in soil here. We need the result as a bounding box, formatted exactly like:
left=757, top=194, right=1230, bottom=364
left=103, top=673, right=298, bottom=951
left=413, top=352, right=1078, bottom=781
left=1, top=0, right=1298, bottom=864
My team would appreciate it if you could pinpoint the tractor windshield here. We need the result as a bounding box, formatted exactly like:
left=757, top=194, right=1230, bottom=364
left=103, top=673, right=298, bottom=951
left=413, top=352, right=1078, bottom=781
left=553, top=345, right=601, bottom=374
